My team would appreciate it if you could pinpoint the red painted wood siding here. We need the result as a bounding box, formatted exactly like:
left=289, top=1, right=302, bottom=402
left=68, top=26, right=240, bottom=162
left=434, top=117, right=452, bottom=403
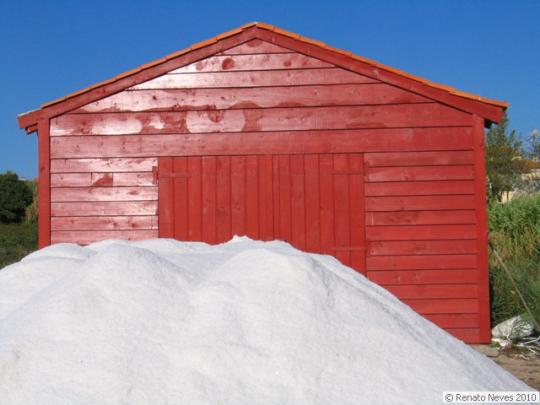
left=49, top=156, right=159, bottom=242
left=47, top=40, right=488, bottom=343
left=363, top=148, right=481, bottom=340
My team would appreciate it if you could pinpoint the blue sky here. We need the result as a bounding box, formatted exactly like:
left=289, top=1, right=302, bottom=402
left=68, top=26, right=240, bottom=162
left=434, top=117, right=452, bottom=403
left=1, top=0, right=538, bottom=179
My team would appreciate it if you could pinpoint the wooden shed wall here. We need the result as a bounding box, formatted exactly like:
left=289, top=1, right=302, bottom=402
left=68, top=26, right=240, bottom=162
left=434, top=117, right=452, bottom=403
left=47, top=39, right=489, bottom=342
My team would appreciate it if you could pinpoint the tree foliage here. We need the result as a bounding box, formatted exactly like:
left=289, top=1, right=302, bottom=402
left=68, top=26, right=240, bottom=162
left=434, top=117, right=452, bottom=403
left=485, top=114, right=525, bottom=201
left=523, top=129, right=540, bottom=192
left=0, top=172, right=34, bottom=223
left=529, top=129, right=540, bottom=161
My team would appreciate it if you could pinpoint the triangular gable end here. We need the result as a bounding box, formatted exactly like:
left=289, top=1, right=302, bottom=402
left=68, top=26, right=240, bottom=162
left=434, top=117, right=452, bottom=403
left=18, top=22, right=507, bottom=132
left=71, top=47, right=440, bottom=118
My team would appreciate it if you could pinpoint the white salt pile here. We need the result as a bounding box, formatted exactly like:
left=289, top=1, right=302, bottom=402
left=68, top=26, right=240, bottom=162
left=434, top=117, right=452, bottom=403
left=0, top=237, right=532, bottom=404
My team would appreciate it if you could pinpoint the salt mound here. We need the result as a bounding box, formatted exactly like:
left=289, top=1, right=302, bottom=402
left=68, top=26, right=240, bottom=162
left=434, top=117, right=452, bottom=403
left=0, top=238, right=531, bottom=404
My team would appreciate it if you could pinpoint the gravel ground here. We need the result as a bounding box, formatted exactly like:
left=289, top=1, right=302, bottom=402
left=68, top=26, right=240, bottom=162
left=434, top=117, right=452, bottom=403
left=471, top=345, right=540, bottom=390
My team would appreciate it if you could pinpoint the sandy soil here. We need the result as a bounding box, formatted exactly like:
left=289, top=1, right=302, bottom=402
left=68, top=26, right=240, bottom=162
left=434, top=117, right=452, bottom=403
left=471, top=345, right=540, bottom=390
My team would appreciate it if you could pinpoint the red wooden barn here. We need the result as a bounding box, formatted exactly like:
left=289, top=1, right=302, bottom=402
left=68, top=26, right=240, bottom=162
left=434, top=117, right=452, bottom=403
left=18, top=22, right=507, bottom=343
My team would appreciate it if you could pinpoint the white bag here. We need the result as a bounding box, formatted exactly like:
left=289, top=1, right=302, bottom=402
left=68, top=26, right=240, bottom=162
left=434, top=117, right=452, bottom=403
left=492, top=315, right=534, bottom=341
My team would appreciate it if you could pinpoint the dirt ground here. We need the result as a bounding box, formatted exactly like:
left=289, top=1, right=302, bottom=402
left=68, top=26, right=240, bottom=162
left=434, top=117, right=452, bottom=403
left=471, top=345, right=540, bottom=390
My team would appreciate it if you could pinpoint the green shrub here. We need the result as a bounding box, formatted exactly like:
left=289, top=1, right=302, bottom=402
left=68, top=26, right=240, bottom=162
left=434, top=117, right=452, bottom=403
left=0, top=172, right=33, bottom=223
left=24, top=179, right=38, bottom=223
left=0, top=222, right=38, bottom=269
left=488, top=194, right=540, bottom=327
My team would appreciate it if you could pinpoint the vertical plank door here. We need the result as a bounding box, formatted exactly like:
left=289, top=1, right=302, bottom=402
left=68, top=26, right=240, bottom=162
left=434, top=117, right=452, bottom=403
left=158, top=153, right=366, bottom=274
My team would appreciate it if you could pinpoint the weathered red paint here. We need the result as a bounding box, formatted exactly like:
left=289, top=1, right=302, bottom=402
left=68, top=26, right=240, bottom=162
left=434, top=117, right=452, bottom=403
left=126, top=68, right=377, bottom=90
left=51, top=215, right=158, bottom=231
left=50, top=104, right=471, bottom=136
left=73, top=84, right=430, bottom=113
left=169, top=52, right=333, bottom=72
left=17, top=24, right=507, bottom=343
left=49, top=128, right=476, bottom=159
left=219, top=39, right=293, bottom=55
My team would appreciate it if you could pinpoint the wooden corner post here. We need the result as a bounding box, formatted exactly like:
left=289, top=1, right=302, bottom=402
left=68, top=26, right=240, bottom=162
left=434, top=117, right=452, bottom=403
left=37, top=118, right=51, bottom=248
left=473, top=115, right=491, bottom=342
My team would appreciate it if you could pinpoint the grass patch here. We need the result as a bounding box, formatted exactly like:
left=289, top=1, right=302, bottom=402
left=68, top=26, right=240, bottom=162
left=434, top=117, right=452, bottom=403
left=0, top=222, right=38, bottom=269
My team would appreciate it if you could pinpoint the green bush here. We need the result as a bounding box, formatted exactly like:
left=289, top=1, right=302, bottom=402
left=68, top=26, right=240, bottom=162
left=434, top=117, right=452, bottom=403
left=488, top=194, right=540, bottom=327
left=0, top=172, right=33, bottom=223
left=0, top=222, right=38, bottom=269
left=24, top=179, right=38, bottom=223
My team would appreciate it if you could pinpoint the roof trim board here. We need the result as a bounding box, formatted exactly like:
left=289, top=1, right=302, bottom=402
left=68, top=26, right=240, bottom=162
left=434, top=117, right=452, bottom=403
left=18, top=22, right=507, bottom=133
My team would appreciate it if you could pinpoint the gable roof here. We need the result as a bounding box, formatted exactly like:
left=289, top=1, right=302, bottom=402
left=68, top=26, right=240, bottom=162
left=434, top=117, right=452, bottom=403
left=18, top=22, right=508, bottom=133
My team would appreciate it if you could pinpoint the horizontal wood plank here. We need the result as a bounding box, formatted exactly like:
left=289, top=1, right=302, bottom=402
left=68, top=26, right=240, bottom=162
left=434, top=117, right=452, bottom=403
left=365, top=195, right=476, bottom=211
left=365, top=180, right=475, bottom=196
left=367, top=254, right=477, bottom=270
left=50, top=158, right=157, bottom=173
left=368, top=269, right=479, bottom=285
left=51, top=186, right=158, bottom=202
left=51, top=172, right=155, bottom=187
left=51, top=128, right=474, bottom=159
left=368, top=239, right=477, bottom=256
left=365, top=150, right=474, bottom=167
left=51, top=216, right=158, bottom=231
left=219, top=39, right=294, bottom=55
left=51, top=229, right=157, bottom=244
left=446, top=328, right=481, bottom=343
left=424, top=314, right=480, bottom=329
left=366, top=165, right=474, bottom=182
left=51, top=173, right=92, bottom=187
left=366, top=210, right=477, bottom=226
left=170, top=53, right=333, bottom=73
left=74, top=84, right=430, bottom=113
left=51, top=104, right=472, bottom=136
left=51, top=128, right=472, bottom=159
left=366, top=224, right=476, bottom=241
left=113, top=172, right=156, bottom=186
left=404, top=298, right=479, bottom=314
left=385, top=284, right=478, bottom=299
left=51, top=201, right=158, bottom=216
left=130, top=68, right=378, bottom=89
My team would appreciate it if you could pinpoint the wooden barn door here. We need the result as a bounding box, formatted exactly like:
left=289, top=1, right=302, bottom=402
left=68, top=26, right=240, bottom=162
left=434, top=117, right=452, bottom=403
left=158, top=153, right=366, bottom=274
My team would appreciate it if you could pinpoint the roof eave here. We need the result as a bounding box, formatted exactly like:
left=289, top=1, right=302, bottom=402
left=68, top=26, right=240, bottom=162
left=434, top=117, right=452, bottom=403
left=18, top=111, right=40, bottom=134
